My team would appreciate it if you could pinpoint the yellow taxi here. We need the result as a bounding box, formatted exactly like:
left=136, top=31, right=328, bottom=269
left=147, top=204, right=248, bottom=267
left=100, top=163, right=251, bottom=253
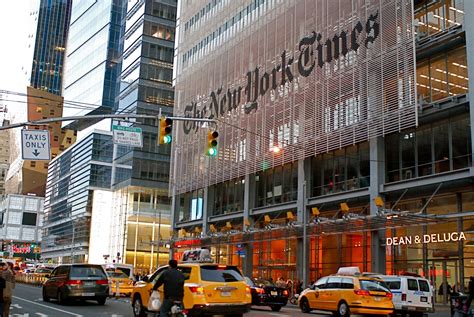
left=106, top=269, right=134, bottom=296
left=131, top=250, right=251, bottom=317
left=298, top=267, right=394, bottom=316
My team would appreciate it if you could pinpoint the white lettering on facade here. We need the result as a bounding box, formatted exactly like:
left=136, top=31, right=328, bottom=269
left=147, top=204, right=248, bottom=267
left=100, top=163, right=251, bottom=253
left=387, top=232, right=466, bottom=246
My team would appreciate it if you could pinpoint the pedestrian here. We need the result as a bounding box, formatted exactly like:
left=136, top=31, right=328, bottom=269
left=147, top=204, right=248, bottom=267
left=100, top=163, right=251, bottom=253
left=153, top=260, right=185, bottom=317
left=276, top=276, right=286, bottom=288
left=0, top=263, right=5, bottom=317
left=468, top=276, right=474, bottom=308
left=286, top=279, right=293, bottom=296
left=2, top=263, right=14, bottom=317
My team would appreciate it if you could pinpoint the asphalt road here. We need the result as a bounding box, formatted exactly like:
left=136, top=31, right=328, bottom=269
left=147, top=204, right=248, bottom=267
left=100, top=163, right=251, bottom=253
left=10, top=283, right=450, bottom=317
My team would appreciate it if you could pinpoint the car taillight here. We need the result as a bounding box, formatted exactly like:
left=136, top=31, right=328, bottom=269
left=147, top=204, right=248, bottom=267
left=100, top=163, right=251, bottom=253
left=96, top=279, right=109, bottom=285
left=245, top=286, right=251, bottom=294
left=188, top=285, right=204, bottom=295
left=354, top=289, right=370, bottom=296
left=66, top=280, right=82, bottom=285
left=283, top=290, right=289, bottom=296
left=402, top=293, right=407, bottom=301
left=255, top=287, right=265, bottom=294
left=386, top=292, right=393, bottom=299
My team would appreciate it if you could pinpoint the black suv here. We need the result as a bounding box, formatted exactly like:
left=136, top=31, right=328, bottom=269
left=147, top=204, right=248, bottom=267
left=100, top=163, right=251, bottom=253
left=42, top=264, right=109, bottom=305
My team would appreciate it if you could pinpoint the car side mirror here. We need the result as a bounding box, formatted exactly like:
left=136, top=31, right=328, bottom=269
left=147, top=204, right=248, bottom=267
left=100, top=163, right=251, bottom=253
left=45, top=274, right=50, bottom=278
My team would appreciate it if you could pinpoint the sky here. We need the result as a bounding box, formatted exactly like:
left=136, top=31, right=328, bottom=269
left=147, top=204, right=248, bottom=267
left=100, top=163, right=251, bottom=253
left=0, top=0, right=39, bottom=123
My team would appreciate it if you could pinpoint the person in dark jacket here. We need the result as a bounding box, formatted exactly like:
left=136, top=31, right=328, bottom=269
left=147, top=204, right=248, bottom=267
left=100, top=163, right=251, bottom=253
left=468, top=276, right=474, bottom=308
left=153, top=259, right=185, bottom=317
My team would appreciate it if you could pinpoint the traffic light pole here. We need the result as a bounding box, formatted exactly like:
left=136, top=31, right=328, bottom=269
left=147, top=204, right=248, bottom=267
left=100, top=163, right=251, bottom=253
left=0, top=113, right=215, bottom=130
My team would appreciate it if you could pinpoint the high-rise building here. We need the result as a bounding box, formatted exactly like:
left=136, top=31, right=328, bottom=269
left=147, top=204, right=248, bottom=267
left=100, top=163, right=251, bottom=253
left=111, top=0, right=177, bottom=273
left=171, top=0, right=473, bottom=299
left=30, top=0, right=72, bottom=95
left=3, top=1, right=73, bottom=197
left=5, top=87, right=76, bottom=196
left=41, top=130, right=114, bottom=263
left=0, top=194, right=44, bottom=261
left=62, top=0, right=126, bottom=131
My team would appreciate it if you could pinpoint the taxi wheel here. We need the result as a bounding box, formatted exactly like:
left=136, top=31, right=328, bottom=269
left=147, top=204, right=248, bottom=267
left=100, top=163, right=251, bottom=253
left=57, top=290, right=67, bottom=305
left=270, top=305, right=282, bottom=312
left=42, top=288, right=50, bottom=302
left=336, top=301, right=350, bottom=317
left=300, top=297, right=311, bottom=313
left=132, top=295, right=147, bottom=317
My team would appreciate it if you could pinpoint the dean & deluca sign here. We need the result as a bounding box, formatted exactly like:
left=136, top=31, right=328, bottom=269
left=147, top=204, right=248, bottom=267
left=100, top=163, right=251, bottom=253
left=386, top=232, right=466, bottom=246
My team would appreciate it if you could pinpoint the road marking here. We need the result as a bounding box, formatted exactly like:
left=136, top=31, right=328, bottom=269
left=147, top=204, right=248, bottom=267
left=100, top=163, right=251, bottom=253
left=11, top=303, right=23, bottom=309
left=35, top=313, right=49, bottom=317
left=12, top=296, right=83, bottom=316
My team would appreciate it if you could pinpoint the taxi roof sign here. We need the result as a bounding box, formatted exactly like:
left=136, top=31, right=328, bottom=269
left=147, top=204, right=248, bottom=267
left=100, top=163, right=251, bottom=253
left=336, top=266, right=361, bottom=276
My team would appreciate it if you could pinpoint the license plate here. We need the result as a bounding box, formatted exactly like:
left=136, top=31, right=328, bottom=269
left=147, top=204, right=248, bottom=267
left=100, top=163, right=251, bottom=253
left=271, top=291, right=278, bottom=296
left=221, top=291, right=231, bottom=297
left=374, top=297, right=381, bottom=301
left=84, top=282, right=95, bottom=287
left=82, top=292, right=94, bottom=296
left=421, top=296, right=428, bottom=302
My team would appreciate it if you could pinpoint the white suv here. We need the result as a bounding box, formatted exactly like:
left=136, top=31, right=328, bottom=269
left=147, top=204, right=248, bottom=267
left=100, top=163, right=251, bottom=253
left=366, top=274, right=434, bottom=317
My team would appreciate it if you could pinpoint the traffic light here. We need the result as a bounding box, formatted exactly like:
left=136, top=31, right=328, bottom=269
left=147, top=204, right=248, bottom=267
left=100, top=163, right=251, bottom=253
left=206, top=130, right=218, bottom=156
left=159, top=117, right=172, bottom=144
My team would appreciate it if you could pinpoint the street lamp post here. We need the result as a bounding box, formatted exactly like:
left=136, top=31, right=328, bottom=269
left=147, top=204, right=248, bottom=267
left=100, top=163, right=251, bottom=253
left=156, top=211, right=162, bottom=267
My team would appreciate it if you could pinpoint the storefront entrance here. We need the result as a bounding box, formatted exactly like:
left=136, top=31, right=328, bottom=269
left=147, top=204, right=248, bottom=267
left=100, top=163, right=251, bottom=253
left=430, top=259, right=460, bottom=304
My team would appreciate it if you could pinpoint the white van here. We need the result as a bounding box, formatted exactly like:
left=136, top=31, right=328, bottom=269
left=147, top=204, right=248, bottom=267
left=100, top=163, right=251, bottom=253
left=369, top=274, right=434, bottom=317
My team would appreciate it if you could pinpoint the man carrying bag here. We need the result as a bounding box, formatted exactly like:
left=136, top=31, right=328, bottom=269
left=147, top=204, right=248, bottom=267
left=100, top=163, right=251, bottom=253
left=153, top=260, right=185, bottom=317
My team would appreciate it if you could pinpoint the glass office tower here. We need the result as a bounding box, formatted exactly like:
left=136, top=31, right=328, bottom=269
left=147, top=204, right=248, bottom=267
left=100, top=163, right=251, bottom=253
left=111, top=0, right=177, bottom=273
left=30, top=0, right=72, bottom=95
left=62, top=0, right=126, bottom=122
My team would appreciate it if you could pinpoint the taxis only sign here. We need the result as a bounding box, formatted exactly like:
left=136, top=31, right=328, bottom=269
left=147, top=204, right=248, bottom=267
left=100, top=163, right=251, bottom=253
left=386, top=232, right=466, bottom=246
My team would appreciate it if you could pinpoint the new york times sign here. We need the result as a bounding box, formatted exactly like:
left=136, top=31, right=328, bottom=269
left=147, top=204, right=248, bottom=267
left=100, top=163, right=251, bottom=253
left=183, top=12, right=380, bottom=134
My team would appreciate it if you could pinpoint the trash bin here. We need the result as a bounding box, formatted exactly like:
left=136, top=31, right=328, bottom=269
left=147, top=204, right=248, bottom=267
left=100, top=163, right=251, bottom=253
left=451, top=294, right=473, bottom=317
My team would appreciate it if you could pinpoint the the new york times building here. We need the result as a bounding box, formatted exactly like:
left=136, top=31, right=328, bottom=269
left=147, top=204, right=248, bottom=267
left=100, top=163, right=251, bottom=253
left=171, top=0, right=474, bottom=301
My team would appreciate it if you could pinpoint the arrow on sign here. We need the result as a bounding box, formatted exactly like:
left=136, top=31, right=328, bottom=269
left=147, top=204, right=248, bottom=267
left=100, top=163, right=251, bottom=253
left=32, top=149, right=40, bottom=157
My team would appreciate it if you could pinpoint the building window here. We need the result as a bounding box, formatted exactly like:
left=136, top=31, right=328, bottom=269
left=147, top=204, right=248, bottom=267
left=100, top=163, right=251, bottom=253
left=36, top=107, right=42, bottom=113
left=311, top=142, right=370, bottom=197
left=385, top=115, right=472, bottom=182
left=43, top=163, right=48, bottom=169
left=30, top=161, right=36, bottom=168
left=417, top=46, right=468, bottom=103
left=212, top=177, right=245, bottom=216
left=255, top=162, right=298, bottom=207
left=9, top=197, right=23, bottom=209
left=8, top=211, right=22, bottom=225
left=24, top=199, right=37, bottom=211
left=22, top=212, right=37, bottom=226
left=22, top=227, right=36, bottom=240
left=54, top=136, right=59, bottom=141
left=50, top=109, right=55, bottom=115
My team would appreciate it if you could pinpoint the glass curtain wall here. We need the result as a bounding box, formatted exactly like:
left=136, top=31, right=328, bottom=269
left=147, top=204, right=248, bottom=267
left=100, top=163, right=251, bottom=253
left=385, top=115, right=471, bottom=182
